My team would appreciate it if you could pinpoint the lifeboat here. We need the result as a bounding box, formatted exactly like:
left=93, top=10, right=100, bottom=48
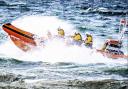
left=2, top=23, right=37, bottom=51
left=97, top=39, right=128, bottom=59
left=2, top=23, right=128, bottom=59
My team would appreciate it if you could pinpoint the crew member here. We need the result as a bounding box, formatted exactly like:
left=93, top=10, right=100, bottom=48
left=84, top=33, right=93, bottom=48
left=71, top=32, right=82, bottom=45
left=102, top=39, right=124, bottom=55
left=58, top=28, right=65, bottom=38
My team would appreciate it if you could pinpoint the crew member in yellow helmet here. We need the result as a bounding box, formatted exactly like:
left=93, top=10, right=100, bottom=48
left=71, top=32, right=82, bottom=45
left=84, top=32, right=93, bottom=48
left=72, top=32, right=82, bottom=41
left=58, top=28, right=65, bottom=38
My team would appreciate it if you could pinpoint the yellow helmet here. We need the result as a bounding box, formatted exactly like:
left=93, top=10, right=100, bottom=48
left=58, top=28, right=65, bottom=36
left=73, top=32, right=82, bottom=41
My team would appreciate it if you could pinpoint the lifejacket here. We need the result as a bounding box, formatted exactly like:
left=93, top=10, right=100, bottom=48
left=73, top=33, right=82, bottom=41
left=85, top=35, right=93, bottom=44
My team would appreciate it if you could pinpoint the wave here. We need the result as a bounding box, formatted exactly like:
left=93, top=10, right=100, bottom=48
left=0, top=57, right=43, bottom=68
left=0, top=57, right=23, bottom=64
left=104, top=68, right=128, bottom=77
left=0, top=0, right=7, bottom=6
left=82, top=7, right=128, bottom=15
left=96, top=8, right=128, bottom=15
left=0, top=73, right=21, bottom=82
left=0, top=78, right=127, bottom=89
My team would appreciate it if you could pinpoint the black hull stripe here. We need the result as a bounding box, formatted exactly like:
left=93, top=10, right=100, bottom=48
left=3, top=25, right=34, bottom=40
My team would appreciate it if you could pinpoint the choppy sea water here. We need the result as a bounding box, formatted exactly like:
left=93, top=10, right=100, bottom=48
left=0, top=0, right=128, bottom=88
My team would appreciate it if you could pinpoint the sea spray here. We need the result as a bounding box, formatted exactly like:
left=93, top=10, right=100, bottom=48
left=12, top=15, right=75, bottom=37
left=0, top=15, right=127, bottom=65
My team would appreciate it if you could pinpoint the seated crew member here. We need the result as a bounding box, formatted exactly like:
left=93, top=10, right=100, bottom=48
left=71, top=32, right=82, bottom=45
left=84, top=33, right=93, bottom=48
left=102, top=39, right=124, bottom=55
left=58, top=28, right=65, bottom=38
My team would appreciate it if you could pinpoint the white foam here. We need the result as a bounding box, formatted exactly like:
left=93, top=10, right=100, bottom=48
left=12, top=15, right=75, bottom=37
left=0, top=15, right=127, bottom=65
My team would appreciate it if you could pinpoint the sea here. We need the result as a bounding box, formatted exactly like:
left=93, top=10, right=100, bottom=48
left=0, top=0, right=128, bottom=89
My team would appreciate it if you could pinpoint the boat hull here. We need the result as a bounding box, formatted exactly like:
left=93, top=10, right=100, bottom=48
left=2, top=23, right=36, bottom=51
left=97, top=49, right=128, bottom=59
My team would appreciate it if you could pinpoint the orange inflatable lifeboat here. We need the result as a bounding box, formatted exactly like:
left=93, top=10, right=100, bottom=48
left=97, top=39, right=128, bottom=59
left=2, top=23, right=37, bottom=51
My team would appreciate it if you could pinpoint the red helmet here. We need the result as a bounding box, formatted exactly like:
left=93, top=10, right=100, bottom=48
left=106, top=39, right=121, bottom=45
